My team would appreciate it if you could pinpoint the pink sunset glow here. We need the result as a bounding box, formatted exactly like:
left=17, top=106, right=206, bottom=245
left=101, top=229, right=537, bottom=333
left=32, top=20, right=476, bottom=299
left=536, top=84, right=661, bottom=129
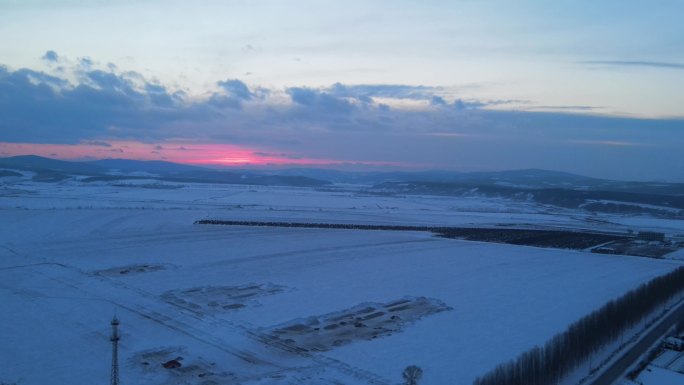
left=0, top=141, right=401, bottom=169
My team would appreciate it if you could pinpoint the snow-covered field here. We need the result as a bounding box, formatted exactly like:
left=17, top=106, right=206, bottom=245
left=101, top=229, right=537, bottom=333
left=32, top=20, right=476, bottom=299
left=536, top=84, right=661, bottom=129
left=1, top=180, right=683, bottom=385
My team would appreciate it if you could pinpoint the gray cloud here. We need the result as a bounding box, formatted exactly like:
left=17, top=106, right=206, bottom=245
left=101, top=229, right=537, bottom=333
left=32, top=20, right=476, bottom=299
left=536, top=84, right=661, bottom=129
left=287, top=87, right=354, bottom=113
left=431, top=96, right=520, bottom=110
left=80, top=140, right=112, bottom=147
left=430, top=96, right=447, bottom=106
left=41, top=50, right=59, bottom=63
left=327, top=83, right=439, bottom=100
left=2, top=54, right=684, bottom=181
left=253, top=151, right=303, bottom=160
left=79, top=57, right=94, bottom=69
left=526, top=105, right=602, bottom=111
left=209, top=79, right=258, bottom=109
left=581, top=60, right=684, bottom=70
left=217, top=79, right=253, bottom=100
left=0, top=61, right=212, bottom=143
left=453, top=99, right=485, bottom=110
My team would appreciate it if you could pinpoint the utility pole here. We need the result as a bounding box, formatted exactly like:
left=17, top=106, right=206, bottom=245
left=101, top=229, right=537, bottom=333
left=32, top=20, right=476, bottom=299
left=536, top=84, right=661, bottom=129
left=110, top=317, right=120, bottom=385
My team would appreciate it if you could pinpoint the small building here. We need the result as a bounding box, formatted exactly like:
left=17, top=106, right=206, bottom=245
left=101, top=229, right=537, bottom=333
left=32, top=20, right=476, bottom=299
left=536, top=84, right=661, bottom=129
left=664, top=337, right=684, bottom=352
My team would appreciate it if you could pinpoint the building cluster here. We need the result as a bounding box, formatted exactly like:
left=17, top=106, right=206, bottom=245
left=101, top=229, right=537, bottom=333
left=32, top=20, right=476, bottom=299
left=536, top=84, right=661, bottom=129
left=633, top=335, right=684, bottom=385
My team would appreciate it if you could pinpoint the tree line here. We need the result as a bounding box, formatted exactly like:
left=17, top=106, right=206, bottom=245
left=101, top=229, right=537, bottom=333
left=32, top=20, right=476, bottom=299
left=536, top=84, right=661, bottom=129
left=195, top=219, right=439, bottom=232
left=195, top=220, right=626, bottom=249
left=473, top=266, right=684, bottom=385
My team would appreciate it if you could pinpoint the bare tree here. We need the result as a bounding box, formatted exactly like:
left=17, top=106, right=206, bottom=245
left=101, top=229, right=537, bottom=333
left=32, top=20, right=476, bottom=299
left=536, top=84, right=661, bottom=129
left=402, top=365, right=423, bottom=385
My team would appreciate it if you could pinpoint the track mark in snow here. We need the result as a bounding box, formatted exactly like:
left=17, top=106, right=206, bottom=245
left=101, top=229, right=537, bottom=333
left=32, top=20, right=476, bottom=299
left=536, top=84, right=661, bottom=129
left=161, top=283, right=287, bottom=314
left=94, top=263, right=172, bottom=276
left=191, top=237, right=439, bottom=271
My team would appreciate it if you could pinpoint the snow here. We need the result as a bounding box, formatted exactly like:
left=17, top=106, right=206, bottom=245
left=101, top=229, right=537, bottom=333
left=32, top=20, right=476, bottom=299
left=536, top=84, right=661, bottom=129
left=635, top=365, right=684, bottom=385
left=651, top=349, right=681, bottom=367
left=667, top=353, right=684, bottom=372
left=582, top=199, right=683, bottom=214
left=1, top=179, right=684, bottom=385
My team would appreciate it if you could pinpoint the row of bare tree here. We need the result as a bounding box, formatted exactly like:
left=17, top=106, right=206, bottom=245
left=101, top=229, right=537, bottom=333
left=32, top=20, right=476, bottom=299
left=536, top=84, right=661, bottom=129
left=473, top=266, right=684, bottom=385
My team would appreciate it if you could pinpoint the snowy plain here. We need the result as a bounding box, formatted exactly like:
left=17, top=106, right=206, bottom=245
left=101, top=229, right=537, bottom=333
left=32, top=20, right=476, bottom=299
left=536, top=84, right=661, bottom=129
left=1, top=178, right=684, bottom=385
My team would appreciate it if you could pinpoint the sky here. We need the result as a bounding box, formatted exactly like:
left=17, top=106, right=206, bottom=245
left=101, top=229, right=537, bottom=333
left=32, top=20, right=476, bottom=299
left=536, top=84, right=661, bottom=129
left=0, top=0, right=683, bottom=181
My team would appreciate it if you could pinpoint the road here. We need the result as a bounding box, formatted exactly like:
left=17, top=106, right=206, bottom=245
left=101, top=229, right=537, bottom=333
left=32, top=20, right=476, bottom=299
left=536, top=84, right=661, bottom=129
left=589, top=300, right=684, bottom=385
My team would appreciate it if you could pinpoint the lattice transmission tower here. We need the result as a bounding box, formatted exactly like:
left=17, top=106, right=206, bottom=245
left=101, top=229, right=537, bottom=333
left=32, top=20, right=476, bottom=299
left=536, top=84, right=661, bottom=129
left=110, top=317, right=120, bottom=385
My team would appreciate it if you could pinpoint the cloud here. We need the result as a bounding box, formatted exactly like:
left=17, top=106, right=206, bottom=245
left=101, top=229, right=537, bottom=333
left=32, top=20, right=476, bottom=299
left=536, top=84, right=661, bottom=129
left=430, top=96, right=447, bottom=106
left=286, top=83, right=522, bottom=115
left=79, top=57, right=94, bottom=70
left=253, top=151, right=303, bottom=160
left=217, top=79, right=253, bottom=100
left=209, top=79, right=259, bottom=109
left=423, top=132, right=469, bottom=138
left=581, top=60, right=684, bottom=70
left=566, top=140, right=646, bottom=147
left=84, top=70, right=138, bottom=95
left=0, top=59, right=206, bottom=143
left=41, top=50, right=59, bottom=63
left=327, top=83, right=439, bottom=100
left=431, top=97, right=511, bottom=111
left=430, top=96, right=523, bottom=110
left=453, top=99, right=485, bottom=110
left=80, top=140, right=112, bottom=147
left=287, top=87, right=355, bottom=114
left=2, top=58, right=680, bottom=146
left=2, top=54, right=684, bottom=181
left=528, top=105, right=602, bottom=111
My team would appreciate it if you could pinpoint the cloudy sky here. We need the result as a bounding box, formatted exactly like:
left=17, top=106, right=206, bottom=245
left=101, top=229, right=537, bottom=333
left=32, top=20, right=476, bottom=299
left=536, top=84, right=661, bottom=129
left=1, top=0, right=683, bottom=181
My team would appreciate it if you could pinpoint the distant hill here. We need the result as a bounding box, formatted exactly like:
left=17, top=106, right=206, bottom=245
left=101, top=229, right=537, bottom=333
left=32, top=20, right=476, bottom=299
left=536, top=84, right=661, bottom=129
left=2, top=155, right=683, bottom=216
left=0, top=155, right=105, bottom=175
left=244, top=168, right=600, bottom=186
left=268, top=167, right=684, bottom=217
left=90, top=159, right=207, bottom=175
left=0, top=156, right=329, bottom=187
left=261, top=167, right=684, bottom=195
left=371, top=181, right=684, bottom=217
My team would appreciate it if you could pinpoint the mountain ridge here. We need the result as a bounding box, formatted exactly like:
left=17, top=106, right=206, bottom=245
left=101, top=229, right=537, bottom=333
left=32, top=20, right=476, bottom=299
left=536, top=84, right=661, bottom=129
left=1, top=155, right=683, bottom=195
